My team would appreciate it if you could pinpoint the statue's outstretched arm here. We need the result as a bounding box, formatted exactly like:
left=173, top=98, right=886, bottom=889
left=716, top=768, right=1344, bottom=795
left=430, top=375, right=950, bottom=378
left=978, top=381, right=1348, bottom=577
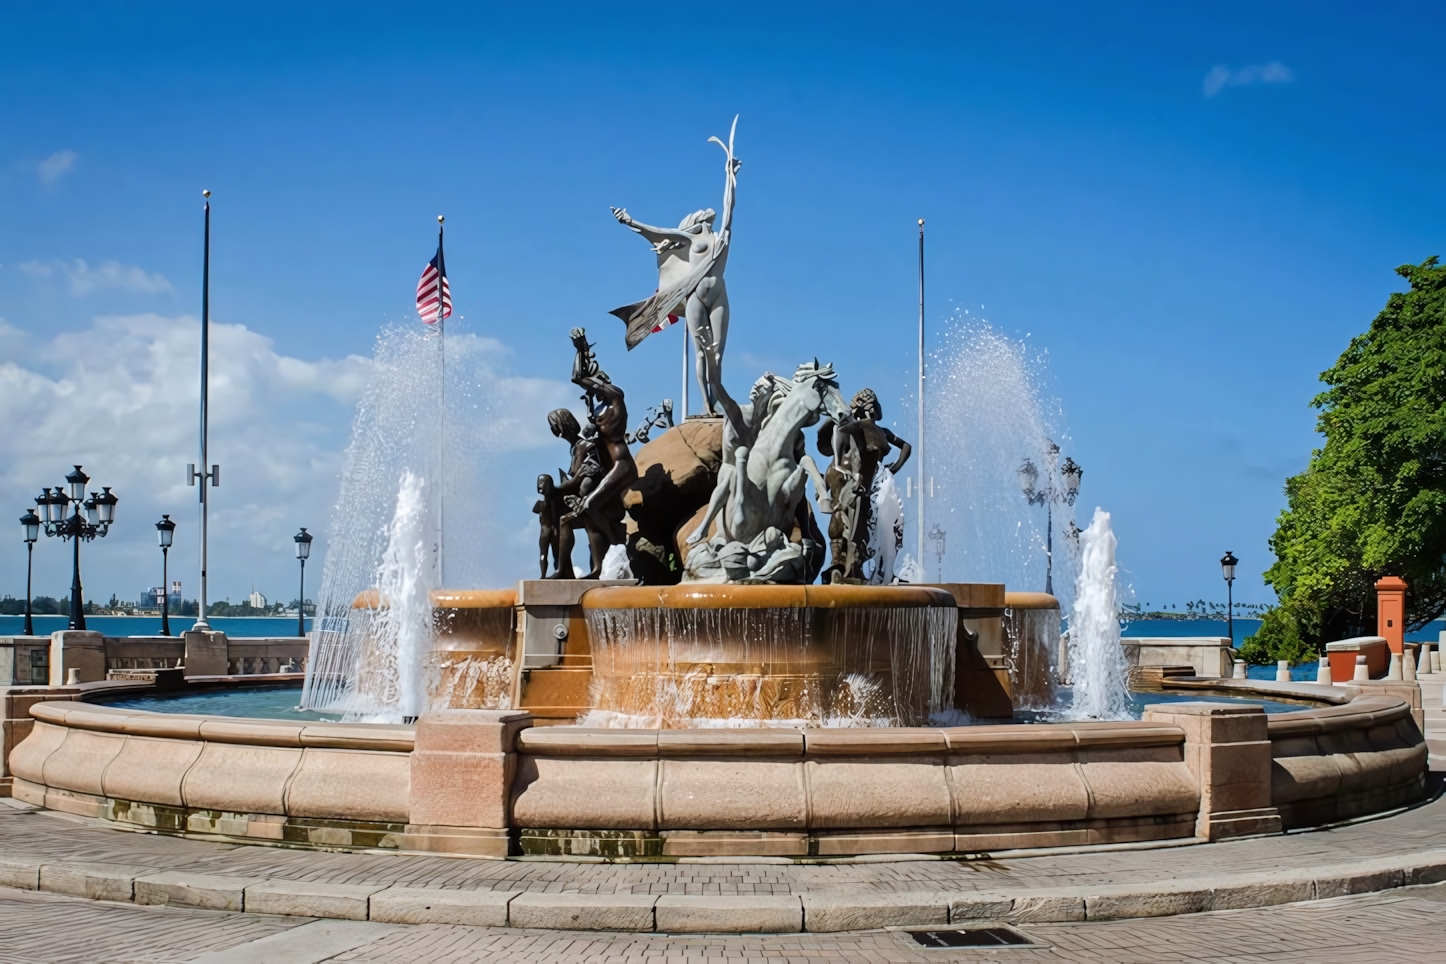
left=883, top=429, right=912, bottom=475
left=611, top=207, right=690, bottom=247
left=575, top=374, right=624, bottom=404
left=710, top=116, right=741, bottom=239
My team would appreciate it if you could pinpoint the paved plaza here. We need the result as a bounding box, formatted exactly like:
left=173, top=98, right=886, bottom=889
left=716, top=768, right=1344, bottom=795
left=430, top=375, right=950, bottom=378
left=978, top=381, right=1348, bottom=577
left=0, top=679, right=1437, bottom=960
left=0, top=779, right=1443, bottom=961
left=1, top=877, right=1443, bottom=962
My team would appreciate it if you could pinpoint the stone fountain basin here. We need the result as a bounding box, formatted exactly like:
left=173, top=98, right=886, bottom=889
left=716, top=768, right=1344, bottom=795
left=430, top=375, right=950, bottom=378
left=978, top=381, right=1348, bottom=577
left=5, top=680, right=1426, bottom=859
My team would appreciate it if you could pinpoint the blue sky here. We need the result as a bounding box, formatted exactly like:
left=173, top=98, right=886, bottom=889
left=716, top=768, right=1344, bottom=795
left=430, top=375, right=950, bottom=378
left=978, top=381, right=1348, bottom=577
left=1, top=2, right=1442, bottom=608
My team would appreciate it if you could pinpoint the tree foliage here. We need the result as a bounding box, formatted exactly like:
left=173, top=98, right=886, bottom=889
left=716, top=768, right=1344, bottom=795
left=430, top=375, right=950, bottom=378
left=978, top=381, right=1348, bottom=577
left=1258, top=257, right=1446, bottom=649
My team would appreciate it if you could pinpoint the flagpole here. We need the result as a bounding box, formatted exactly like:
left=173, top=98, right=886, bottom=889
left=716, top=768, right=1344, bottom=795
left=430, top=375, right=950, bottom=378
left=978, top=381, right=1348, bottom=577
left=682, top=326, right=689, bottom=419
left=436, top=215, right=446, bottom=588
left=916, top=218, right=926, bottom=573
left=193, top=191, right=215, bottom=632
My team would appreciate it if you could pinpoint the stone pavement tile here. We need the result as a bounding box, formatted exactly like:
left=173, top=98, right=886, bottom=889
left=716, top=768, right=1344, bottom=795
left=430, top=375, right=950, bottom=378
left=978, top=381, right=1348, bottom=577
left=38, top=861, right=154, bottom=902
left=244, top=880, right=386, bottom=920
left=135, top=870, right=264, bottom=911
left=368, top=884, right=515, bottom=926
left=655, top=894, right=803, bottom=934
left=0, top=856, right=40, bottom=890
left=801, top=891, right=949, bottom=931
left=509, top=891, right=658, bottom=931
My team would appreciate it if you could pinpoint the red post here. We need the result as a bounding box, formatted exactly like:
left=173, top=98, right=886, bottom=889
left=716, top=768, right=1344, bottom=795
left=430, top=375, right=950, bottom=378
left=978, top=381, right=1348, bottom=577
left=1375, top=576, right=1407, bottom=655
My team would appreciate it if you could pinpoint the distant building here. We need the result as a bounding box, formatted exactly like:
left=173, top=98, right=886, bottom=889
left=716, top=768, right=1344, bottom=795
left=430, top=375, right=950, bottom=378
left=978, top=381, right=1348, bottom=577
left=140, top=583, right=183, bottom=609
left=248, top=590, right=267, bottom=609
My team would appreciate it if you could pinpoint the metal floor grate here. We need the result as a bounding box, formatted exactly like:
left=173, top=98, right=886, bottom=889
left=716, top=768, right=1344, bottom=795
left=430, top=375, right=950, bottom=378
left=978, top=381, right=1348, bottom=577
left=907, top=925, right=1037, bottom=948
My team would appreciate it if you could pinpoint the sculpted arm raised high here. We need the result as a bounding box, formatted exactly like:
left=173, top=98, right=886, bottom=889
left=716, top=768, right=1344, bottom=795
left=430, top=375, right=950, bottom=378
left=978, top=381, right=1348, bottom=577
left=610, top=117, right=742, bottom=417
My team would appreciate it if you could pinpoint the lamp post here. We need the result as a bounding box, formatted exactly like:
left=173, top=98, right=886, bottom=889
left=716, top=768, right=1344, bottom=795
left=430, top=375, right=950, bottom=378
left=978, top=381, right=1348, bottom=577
left=155, top=515, right=176, bottom=636
left=1017, top=442, right=1082, bottom=596
left=927, top=524, right=946, bottom=583
left=20, top=508, right=40, bottom=636
left=1220, top=551, right=1238, bottom=645
left=294, top=528, right=313, bottom=638
left=34, top=466, right=118, bottom=630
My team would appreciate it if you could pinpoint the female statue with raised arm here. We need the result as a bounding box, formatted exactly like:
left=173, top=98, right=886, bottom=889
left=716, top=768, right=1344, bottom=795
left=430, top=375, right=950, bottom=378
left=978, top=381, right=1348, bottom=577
left=610, top=117, right=741, bottom=416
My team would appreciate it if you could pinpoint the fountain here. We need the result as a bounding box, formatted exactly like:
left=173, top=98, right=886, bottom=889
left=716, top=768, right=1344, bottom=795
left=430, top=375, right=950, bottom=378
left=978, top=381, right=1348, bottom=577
left=1063, top=508, right=1132, bottom=720
left=8, top=118, right=1427, bottom=866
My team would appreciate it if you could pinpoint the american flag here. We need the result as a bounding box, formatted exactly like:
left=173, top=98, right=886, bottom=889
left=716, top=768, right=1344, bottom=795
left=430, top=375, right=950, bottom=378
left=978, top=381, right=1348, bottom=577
left=415, top=246, right=452, bottom=324
left=652, top=312, right=680, bottom=334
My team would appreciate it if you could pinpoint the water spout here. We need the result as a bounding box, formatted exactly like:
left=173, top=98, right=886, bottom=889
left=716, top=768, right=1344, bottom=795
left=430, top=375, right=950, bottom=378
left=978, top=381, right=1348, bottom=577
left=1064, top=507, right=1131, bottom=720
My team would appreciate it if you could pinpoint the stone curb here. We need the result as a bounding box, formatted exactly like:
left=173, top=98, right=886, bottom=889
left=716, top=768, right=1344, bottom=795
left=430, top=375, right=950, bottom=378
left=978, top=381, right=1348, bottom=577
left=1, top=849, right=1443, bottom=932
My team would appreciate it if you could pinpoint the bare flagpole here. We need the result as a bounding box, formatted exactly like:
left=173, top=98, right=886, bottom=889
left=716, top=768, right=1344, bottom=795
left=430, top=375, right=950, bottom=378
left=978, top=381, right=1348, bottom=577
left=189, top=190, right=218, bottom=631
left=436, top=215, right=446, bottom=587
left=916, top=218, right=926, bottom=572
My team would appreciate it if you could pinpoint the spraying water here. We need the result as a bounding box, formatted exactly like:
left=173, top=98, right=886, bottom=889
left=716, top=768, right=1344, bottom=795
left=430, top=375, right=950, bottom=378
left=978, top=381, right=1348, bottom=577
left=345, top=471, right=435, bottom=722
left=922, top=315, right=1077, bottom=610
left=1063, top=507, right=1131, bottom=720
left=301, top=323, right=531, bottom=714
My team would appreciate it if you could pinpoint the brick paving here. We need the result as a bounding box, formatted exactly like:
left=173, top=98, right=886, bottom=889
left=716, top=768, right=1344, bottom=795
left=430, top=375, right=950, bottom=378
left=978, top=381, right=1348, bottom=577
left=1, top=881, right=1442, bottom=962
left=4, top=786, right=1444, bottom=899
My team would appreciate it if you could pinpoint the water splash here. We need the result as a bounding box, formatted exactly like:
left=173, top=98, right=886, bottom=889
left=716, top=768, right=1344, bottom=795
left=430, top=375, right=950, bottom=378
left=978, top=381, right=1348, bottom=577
left=347, top=472, right=435, bottom=721
left=1063, top=508, right=1131, bottom=720
left=300, top=324, right=526, bottom=714
left=922, top=315, right=1078, bottom=611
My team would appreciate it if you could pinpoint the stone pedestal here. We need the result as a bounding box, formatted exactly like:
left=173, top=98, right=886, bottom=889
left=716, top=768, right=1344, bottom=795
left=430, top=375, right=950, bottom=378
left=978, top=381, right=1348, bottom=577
left=514, top=579, right=634, bottom=724
left=48, top=631, right=105, bottom=686
left=406, top=709, right=533, bottom=856
left=1142, top=702, right=1281, bottom=841
left=1375, top=575, right=1407, bottom=655
left=182, top=631, right=228, bottom=677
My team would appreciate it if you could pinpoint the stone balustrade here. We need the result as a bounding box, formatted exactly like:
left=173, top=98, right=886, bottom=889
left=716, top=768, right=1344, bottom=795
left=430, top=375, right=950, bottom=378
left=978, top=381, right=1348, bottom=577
left=0, top=633, right=309, bottom=686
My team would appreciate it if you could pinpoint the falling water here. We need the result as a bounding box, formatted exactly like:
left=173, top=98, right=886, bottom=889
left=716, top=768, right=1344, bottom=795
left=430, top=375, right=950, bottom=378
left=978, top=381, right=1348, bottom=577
left=579, top=605, right=957, bottom=728
left=922, top=315, right=1078, bottom=611
left=1063, top=508, right=1131, bottom=720
left=345, top=472, right=435, bottom=722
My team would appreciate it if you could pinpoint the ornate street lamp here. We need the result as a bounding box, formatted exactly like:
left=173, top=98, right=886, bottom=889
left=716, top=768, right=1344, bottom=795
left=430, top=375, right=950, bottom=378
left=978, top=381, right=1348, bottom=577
left=20, top=508, right=40, bottom=636
left=294, top=527, right=313, bottom=638
left=927, top=524, right=946, bottom=583
left=155, top=515, right=176, bottom=636
left=34, top=465, right=118, bottom=630
left=1018, top=442, right=1083, bottom=596
left=1220, top=551, right=1239, bottom=644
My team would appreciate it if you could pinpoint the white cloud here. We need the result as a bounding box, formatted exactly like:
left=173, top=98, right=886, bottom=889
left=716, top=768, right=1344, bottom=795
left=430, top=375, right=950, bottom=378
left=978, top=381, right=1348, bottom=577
left=19, top=258, right=173, bottom=295
left=36, top=149, right=77, bottom=185
left=0, top=315, right=575, bottom=603
left=1203, top=61, right=1294, bottom=97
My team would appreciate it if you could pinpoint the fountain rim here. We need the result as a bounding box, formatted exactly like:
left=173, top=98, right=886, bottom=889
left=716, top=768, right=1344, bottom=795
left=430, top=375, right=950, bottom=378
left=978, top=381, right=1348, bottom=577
left=580, top=583, right=957, bottom=611
left=351, top=588, right=518, bottom=610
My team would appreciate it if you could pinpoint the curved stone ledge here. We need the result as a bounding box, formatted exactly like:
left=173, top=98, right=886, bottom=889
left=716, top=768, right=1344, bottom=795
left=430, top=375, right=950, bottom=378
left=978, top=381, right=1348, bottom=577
left=29, top=701, right=415, bottom=752
left=4, top=685, right=1431, bottom=859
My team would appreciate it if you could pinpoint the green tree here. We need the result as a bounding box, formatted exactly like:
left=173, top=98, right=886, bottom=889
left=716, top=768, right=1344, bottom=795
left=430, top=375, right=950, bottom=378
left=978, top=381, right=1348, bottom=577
left=1258, top=256, right=1446, bottom=651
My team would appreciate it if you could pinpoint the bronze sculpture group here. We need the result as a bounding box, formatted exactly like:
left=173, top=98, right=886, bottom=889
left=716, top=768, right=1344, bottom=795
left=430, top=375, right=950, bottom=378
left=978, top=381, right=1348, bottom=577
left=534, top=119, right=913, bottom=585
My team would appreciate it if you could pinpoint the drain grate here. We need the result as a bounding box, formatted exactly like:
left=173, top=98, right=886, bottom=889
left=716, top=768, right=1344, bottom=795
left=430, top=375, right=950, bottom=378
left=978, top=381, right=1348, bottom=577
left=907, top=925, right=1036, bottom=948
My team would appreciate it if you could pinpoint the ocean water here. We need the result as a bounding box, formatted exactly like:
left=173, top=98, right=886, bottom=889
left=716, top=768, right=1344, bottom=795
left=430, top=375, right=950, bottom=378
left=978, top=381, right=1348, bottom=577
left=0, top=615, right=311, bottom=638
